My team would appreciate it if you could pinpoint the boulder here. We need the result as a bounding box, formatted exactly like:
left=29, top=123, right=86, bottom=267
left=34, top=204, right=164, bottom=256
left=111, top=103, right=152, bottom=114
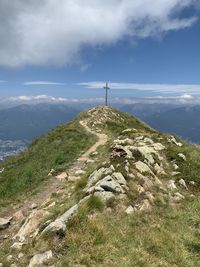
left=0, top=217, right=12, bottom=230
left=28, top=251, right=53, bottom=267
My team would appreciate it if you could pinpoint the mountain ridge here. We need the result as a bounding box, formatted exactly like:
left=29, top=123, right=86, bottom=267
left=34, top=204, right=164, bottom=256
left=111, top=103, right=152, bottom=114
left=0, top=106, right=199, bottom=267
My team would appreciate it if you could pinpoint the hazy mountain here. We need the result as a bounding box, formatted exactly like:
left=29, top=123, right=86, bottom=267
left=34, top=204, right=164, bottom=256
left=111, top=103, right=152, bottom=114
left=0, top=103, right=81, bottom=140
left=144, top=105, right=200, bottom=143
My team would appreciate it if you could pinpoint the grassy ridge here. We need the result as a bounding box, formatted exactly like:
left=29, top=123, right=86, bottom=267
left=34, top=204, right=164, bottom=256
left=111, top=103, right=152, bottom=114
left=0, top=119, right=96, bottom=208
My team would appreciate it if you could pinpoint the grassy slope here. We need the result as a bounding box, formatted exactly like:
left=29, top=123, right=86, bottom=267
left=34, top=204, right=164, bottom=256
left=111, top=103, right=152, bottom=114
left=54, top=108, right=200, bottom=267
left=0, top=107, right=199, bottom=266
left=0, top=118, right=96, bottom=208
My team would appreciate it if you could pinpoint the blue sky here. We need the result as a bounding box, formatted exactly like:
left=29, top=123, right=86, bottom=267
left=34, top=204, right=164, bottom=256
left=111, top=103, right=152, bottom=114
left=0, top=1, right=200, bottom=101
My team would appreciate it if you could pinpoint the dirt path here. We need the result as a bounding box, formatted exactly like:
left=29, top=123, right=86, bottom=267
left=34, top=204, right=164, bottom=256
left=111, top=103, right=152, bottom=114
left=0, top=120, right=108, bottom=229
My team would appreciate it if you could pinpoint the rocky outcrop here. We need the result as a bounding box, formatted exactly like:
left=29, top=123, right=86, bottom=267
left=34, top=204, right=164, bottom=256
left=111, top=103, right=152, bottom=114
left=14, top=209, right=49, bottom=242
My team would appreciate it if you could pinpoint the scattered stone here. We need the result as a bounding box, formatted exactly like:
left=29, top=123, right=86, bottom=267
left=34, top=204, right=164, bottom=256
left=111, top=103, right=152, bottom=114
left=189, top=181, right=196, bottom=185
left=11, top=242, right=24, bottom=250
left=48, top=169, right=55, bottom=176
left=154, top=163, right=166, bottom=175
left=178, top=153, right=186, bottom=161
left=56, top=172, right=68, bottom=180
left=167, top=180, right=177, bottom=191
left=11, top=264, right=17, bottom=267
left=0, top=168, right=5, bottom=174
left=173, top=192, right=185, bottom=203
left=172, top=171, right=181, bottom=176
left=86, top=159, right=95, bottom=164
left=0, top=217, right=12, bottom=230
left=13, top=210, right=24, bottom=222
left=125, top=205, right=134, bottom=214
left=134, top=199, right=152, bottom=212
left=30, top=203, right=38, bottom=210
left=173, top=163, right=179, bottom=170
left=75, top=170, right=86, bottom=176
left=28, top=251, right=53, bottom=267
left=168, top=136, right=182, bottom=147
left=90, top=151, right=98, bottom=156
left=18, top=253, right=24, bottom=259
left=179, top=179, right=188, bottom=190
left=0, top=263, right=3, bottom=267
left=6, top=255, right=13, bottom=262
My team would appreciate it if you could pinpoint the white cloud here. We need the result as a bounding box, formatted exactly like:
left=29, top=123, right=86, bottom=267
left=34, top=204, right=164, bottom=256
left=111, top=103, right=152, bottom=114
left=6, top=94, right=200, bottom=106
left=24, top=81, right=65, bottom=86
left=0, top=0, right=198, bottom=67
left=78, top=82, right=200, bottom=94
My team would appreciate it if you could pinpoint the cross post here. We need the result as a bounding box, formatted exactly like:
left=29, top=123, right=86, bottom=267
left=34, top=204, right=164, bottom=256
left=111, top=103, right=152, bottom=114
left=104, top=82, right=110, bottom=106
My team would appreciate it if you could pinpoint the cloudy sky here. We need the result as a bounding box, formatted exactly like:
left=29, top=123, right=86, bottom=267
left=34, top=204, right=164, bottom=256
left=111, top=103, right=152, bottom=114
left=0, top=0, right=200, bottom=100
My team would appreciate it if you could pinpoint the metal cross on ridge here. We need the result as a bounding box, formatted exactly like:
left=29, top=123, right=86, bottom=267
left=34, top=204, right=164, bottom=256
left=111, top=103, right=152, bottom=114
left=104, top=82, right=110, bottom=106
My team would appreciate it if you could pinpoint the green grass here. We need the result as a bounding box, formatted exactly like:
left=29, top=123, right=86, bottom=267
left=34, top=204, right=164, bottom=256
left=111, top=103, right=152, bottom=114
left=0, top=120, right=96, bottom=208
left=56, top=199, right=200, bottom=267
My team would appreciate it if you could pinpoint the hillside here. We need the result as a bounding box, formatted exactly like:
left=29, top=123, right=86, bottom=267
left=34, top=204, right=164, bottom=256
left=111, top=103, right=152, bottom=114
left=0, top=106, right=199, bottom=267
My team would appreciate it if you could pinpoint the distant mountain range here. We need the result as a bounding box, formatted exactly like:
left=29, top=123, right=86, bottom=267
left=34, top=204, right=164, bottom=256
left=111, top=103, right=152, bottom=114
left=0, top=102, right=200, bottom=146
left=0, top=103, right=81, bottom=140
left=121, top=104, right=200, bottom=144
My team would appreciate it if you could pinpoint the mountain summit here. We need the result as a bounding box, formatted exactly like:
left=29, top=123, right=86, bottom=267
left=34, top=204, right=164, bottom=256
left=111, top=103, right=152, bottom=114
left=0, top=106, right=199, bottom=266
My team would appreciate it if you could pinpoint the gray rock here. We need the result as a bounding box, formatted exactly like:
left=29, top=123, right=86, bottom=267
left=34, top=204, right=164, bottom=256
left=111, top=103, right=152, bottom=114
left=43, top=204, right=78, bottom=234
left=6, top=255, right=13, bottom=262
left=173, top=192, right=185, bottom=203
left=0, top=217, right=11, bottom=230
left=87, top=166, right=114, bottom=188
left=125, top=205, right=134, bottom=214
left=28, top=250, right=53, bottom=267
left=11, top=242, right=24, bottom=250
left=112, top=172, right=127, bottom=185
left=179, top=179, right=188, bottom=190
left=178, top=153, right=186, bottom=161
left=95, top=175, right=125, bottom=194
left=30, top=203, right=38, bottom=210
left=14, top=210, right=49, bottom=242
left=167, top=180, right=177, bottom=191
left=94, top=191, right=115, bottom=203
left=135, top=161, right=153, bottom=174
